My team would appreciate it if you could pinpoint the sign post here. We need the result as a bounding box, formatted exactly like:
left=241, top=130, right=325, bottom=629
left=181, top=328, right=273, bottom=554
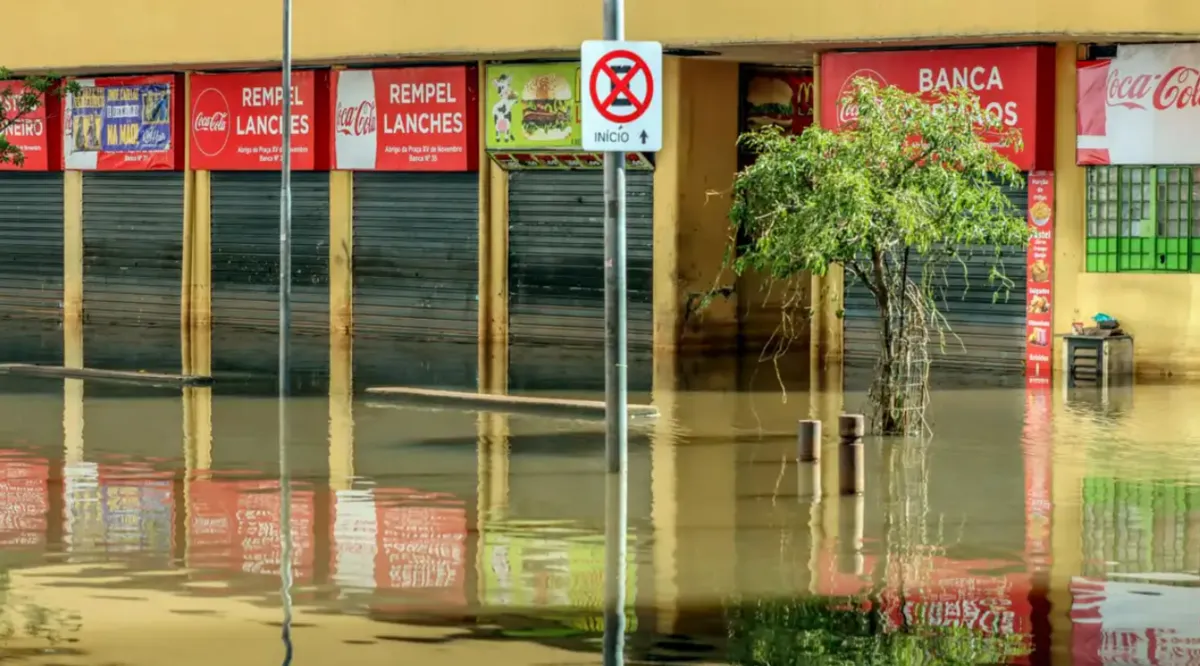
left=581, top=17, right=662, bottom=666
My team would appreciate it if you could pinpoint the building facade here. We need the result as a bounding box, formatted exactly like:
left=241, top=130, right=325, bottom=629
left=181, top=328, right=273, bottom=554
left=5, top=0, right=1200, bottom=386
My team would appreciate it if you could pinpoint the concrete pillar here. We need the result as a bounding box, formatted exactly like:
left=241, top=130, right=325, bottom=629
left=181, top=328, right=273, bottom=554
left=652, top=57, right=740, bottom=355
left=330, top=170, right=353, bottom=339
left=809, top=53, right=844, bottom=369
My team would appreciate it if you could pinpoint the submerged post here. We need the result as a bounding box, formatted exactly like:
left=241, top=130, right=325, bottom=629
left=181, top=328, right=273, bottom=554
left=838, top=414, right=865, bottom=496
left=798, top=419, right=821, bottom=462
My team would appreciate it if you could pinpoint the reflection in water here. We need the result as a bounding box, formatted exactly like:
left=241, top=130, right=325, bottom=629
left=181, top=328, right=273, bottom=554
left=2, top=365, right=1200, bottom=663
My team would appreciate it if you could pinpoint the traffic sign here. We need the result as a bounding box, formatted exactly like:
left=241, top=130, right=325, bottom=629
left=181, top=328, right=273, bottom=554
left=581, top=40, right=662, bottom=152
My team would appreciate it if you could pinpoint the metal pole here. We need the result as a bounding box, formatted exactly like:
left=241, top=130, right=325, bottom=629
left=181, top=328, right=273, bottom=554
left=278, top=1, right=295, bottom=664
left=601, top=0, right=628, bottom=662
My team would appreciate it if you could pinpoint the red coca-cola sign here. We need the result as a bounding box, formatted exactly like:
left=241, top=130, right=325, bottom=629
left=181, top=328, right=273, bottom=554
left=336, top=100, right=377, bottom=137
left=821, top=46, right=1056, bottom=171
left=1107, top=65, right=1200, bottom=111
left=188, top=70, right=329, bottom=170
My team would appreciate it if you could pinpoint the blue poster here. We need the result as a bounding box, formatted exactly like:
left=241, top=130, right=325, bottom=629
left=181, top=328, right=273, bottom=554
left=99, top=84, right=171, bottom=153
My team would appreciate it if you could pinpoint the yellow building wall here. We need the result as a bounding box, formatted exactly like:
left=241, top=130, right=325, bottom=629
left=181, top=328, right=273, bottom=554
left=11, top=0, right=1200, bottom=71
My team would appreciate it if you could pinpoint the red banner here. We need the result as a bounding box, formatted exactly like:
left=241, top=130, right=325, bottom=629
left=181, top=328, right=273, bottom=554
left=63, top=74, right=182, bottom=170
left=0, top=452, right=48, bottom=547
left=0, top=82, right=60, bottom=171
left=373, top=489, right=467, bottom=607
left=820, top=47, right=1056, bottom=170
left=1025, top=171, right=1054, bottom=378
left=331, top=67, right=478, bottom=171
left=189, top=70, right=329, bottom=170
left=188, top=479, right=315, bottom=580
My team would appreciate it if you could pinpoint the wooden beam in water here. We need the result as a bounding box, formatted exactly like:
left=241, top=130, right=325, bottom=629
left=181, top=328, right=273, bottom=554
left=365, top=386, right=659, bottom=418
left=0, top=364, right=214, bottom=387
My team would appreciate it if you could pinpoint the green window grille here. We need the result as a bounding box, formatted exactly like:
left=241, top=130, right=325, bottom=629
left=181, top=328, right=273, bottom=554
left=1086, top=165, right=1200, bottom=273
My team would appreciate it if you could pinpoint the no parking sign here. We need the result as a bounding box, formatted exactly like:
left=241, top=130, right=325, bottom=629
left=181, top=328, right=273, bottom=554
left=581, top=40, right=662, bottom=152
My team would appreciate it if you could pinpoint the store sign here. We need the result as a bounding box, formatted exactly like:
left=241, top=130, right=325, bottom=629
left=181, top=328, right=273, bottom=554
left=1025, top=172, right=1054, bottom=378
left=0, top=82, right=59, bottom=171
left=485, top=62, right=582, bottom=152
left=190, top=70, right=327, bottom=170
left=332, top=66, right=476, bottom=171
left=489, top=151, right=653, bottom=171
left=0, top=452, right=48, bottom=547
left=99, top=463, right=174, bottom=553
left=63, top=75, right=180, bottom=170
left=1077, top=43, right=1200, bottom=165
left=374, top=489, right=467, bottom=606
left=1071, top=578, right=1200, bottom=665
left=820, top=46, right=1056, bottom=171
left=741, top=67, right=813, bottom=135
left=187, top=479, right=315, bottom=580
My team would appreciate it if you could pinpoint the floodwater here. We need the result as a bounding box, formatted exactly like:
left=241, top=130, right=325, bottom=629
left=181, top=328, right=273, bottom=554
left=0, top=341, right=1193, bottom=665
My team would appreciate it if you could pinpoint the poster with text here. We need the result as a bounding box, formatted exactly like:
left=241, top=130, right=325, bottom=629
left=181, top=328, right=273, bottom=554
left=0, top=452, right=48, bottom=547
left=98, top=463, right=174, bottom=555
left=484, top=62, right=582, bottom=151
left=1025, top=171, right=1054, bottom=378
left=63, top=74, right=180, bottom=170
left=741, top=68, right=814, bottom=134
left=0, top=82, right=60, bottom=171
left=191, top=70, right=327, bottom=170
left=332, top=66, right=476, bottom=171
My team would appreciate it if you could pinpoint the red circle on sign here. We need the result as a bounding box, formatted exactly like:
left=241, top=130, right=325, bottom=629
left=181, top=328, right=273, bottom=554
left=589, top=50, right=654, bottom=124
left=192, top=87, right=232, bottom=158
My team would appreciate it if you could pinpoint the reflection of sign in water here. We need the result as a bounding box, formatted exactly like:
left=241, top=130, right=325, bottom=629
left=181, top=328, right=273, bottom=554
left=98, top=464, right=173, bottom=554
left=0, top=453, right=49, bottom=547
left=482, top=528, right=638, bottom=632
left=1071, top=578, right=1200, bottom=665
left=333, top=489, right=378, bottom=591
left=187, top=479, right=315, bottom=580
left=64, top=461, right=103, bottom=559
left=374, top=489, right=467, bottom=605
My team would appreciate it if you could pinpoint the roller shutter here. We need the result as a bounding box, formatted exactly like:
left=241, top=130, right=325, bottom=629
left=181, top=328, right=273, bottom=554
left=210, top=171, right=329, bottom=379
left=82, top=172, right=184, bottom=372
left=843, top=181, right=1028, bottom=374
left=0, top=173, right=64, bottom=364
left=351, top=172, right=479, bottom=390
left=507, top=170, right=653, bottom=392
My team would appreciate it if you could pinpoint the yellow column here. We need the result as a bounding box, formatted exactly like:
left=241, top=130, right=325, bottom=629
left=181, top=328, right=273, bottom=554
left=190, top=170, right=212, bottom=377
left=479, top=66, right=509, bottom=391
left=328, top=340, right=354, bottom=491
left=64, top=171, right=83, bottom=368
left=180, top=72, right=199, bottom=375
left=652, top=57, right=740, bottom=357
left=810, top=53, right=844, bottom=369
left=330, top=170, right=353, bottom=339
left=1052, top=43, right=1085, bottom=372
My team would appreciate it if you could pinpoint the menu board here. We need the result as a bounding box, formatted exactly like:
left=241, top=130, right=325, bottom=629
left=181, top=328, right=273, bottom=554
left=0, top=452, right=48, bottom=547
left=63, top=461, right=103, bottom=559
left=98, top=463, right=173, bottom=554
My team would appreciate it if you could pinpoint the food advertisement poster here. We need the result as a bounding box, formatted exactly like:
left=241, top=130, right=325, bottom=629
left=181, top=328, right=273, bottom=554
left=483, top=531, right=637, bottom=633
left=820, top=46, right=1055, bottom=171
left=332, top=67, right=476, bottom=171
left=0, top=82, right=60, bottom=171
left=0, top=452, right=48, bottom=547
left=98, top=464, right=173, bottom=554
left=485, top=63, right=582, bottom=150
left=1077, top=44, right=1200, bottom=165
left=1025, top=171, right=1054, bottom=378
left=741, top=68, right=814, bottom=134
left=63, top=74, right=180, bottom=170
left=190, top=70, right=327, bottom=171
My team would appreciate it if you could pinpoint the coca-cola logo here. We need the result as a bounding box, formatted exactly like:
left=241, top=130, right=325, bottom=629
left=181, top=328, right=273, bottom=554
left=836, top=69, right=887, bottom=125
left=191, top=87, right=231, bottom=158
left=336, top=100, right=377, bottom=136
left=1107, top=65, right=1200, bottom=111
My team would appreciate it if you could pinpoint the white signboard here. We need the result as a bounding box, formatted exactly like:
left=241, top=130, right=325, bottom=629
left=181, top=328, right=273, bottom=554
left=1077, top=43, right=1200, bottom=165
left=581, top=40, right=663, bottom=152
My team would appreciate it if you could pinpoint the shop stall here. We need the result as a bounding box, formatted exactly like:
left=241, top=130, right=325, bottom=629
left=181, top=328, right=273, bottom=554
left=66, top=74, right=185, bottom=372
left=190, top=70, right=331, bottom=379
left=820, top=46, right=1056, bottom=374
left=484, top=62, right=655, bottom=391
left=333, top=65, right=481, bottom=390
left=0, top=81, right=65, bottom=364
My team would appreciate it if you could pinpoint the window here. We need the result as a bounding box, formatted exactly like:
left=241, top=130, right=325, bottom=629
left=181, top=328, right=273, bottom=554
left=1086, top=166, right=1200, bottom=272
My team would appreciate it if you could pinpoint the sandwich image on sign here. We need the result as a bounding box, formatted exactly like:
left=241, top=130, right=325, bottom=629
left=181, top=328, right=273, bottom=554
left=745, top=76, right=794, bottom=129
left=522, top=74, right=572, bottom=141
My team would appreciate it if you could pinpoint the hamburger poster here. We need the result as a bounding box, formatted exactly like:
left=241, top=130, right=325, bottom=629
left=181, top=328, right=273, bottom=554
left=740, top=68, right=813, bottom=135
left=485, top=63, right=582, bottom=150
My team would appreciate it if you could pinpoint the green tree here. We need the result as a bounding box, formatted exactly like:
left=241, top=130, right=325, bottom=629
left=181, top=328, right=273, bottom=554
left=723, top=79, right=1029, bottom=434
left=0, top=69, right=68, bottom=166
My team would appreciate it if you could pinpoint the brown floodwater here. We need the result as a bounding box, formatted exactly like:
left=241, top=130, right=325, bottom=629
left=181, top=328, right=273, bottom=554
left=0, top=345, right=1192, bottom=665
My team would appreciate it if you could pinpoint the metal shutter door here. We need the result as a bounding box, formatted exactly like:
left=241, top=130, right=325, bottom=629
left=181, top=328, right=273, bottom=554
left=82, top=172, right=183, bottom=371
left=507, top=170, right=653, bottom=391
left=210, top=171, right=329, bottom=378
left=0, top=173, right=64, bottom=364
left=352, top=172, right=479, bottom=390
left=843, top=181, right=1028, bottom=374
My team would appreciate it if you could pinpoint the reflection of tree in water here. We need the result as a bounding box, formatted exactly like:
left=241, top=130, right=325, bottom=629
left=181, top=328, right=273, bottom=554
left=727, top=439, right=1029, bottom=665
left=0, top=568, right=83, bottom=652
